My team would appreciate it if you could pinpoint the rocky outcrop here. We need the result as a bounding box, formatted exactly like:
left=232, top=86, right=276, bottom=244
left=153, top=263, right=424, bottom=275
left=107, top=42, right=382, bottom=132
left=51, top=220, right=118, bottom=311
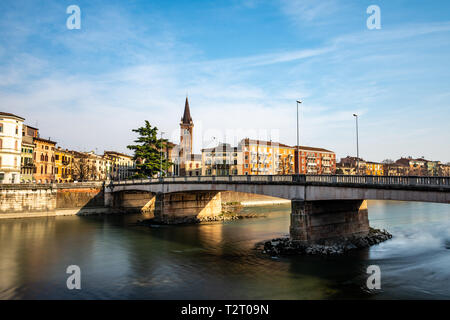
left=259, top=227, right=392, bottom=256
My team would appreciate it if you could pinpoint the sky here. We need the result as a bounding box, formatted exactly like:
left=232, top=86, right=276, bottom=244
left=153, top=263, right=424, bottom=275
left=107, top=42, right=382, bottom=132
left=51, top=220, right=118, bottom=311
left=0, top=0, right=449, bottom=163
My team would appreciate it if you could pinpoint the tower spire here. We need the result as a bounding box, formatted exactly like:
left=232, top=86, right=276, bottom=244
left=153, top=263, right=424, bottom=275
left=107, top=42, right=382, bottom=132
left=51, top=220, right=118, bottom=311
left=181, top=96, right=193, bottom=124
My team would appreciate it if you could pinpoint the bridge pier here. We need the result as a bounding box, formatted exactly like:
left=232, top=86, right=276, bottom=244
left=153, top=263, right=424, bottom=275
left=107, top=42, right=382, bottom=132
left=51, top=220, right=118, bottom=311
left=154, top=191, right=222, bottom=224
left=289, top=199, right=370, bottom=243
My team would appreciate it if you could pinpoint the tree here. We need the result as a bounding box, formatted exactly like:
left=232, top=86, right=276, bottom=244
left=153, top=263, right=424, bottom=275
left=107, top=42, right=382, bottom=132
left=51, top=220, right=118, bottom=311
left=72, top=153, right=97, bottom=181
left=382, top=159, right=394, bottom=176
left=127, top=121, right=172, bottom=178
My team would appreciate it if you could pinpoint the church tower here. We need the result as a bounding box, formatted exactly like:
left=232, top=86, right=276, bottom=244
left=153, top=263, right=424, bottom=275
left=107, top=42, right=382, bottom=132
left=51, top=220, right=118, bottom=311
left=179, top=97, right=193, bottom=159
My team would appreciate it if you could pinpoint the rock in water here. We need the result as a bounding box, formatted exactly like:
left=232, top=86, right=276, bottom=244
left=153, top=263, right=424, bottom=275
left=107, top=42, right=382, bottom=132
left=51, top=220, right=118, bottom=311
left=259, top=227, right=392, bottom=256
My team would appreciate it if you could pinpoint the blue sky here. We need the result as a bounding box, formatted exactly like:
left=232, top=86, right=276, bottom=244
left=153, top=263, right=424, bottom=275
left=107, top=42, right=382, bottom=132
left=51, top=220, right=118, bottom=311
left=1, top=0, right=449, bottom=162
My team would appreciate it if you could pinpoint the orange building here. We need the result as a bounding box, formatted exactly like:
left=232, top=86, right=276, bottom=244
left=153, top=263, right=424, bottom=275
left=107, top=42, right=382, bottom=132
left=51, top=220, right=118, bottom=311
left=33, top=137, right=57, bottom=183
left=240, top=139, right=278, bottom=175
left=294, top=146, right=336, bottom=175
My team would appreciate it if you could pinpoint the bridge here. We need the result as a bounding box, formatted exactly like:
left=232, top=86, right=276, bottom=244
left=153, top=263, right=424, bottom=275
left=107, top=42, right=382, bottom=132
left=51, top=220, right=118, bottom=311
left=105, top=175, right=450, bottom=243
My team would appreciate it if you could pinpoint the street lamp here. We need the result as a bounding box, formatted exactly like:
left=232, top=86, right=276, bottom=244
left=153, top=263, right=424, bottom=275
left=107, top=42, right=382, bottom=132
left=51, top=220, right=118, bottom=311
left=353, top=114, right=359, bottom=175
left=296, top=100, right=302, bottom=176
left=160, top=131, right=165, bottom=178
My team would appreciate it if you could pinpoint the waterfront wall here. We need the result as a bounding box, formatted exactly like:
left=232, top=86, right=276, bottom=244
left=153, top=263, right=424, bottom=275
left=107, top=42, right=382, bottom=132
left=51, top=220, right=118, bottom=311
left=0, top=182, right=107, bottom=219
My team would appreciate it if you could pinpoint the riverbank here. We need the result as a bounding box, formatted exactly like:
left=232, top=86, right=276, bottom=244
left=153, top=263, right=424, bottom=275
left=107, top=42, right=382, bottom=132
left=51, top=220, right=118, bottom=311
left=258, top=227, right=393, bottom=256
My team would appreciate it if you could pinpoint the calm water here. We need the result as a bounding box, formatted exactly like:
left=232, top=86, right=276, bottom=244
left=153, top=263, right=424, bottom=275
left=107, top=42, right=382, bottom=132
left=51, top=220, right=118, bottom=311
left=0, top=200, right=449, bottom=300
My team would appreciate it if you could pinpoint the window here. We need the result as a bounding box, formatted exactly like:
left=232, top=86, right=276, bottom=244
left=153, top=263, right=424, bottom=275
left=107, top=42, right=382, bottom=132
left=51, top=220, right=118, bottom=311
left=14, top=157, right=17, bottom=168
left=0, top=139, right=2, bottom=149
left=0, top=124, right=2, bottom=133
left=45, top=155, right=48, bottom=162
left=40, top=154, right=44, bottom=161
left=45, top=166, right=47, bottom=174
left=41, top=166, right=43, bottom=174
left=15, top=141, right=18, bottom=150
left=16, top=126, right=19, bottom=135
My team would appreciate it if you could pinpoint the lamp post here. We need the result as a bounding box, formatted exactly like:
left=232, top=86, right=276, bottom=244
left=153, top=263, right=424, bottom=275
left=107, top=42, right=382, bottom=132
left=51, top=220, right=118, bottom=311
left=160, top=131, right=165, bottom=178
left=211, top=136, right=217, bottom=176
left=353, top=114, right=359, bottom=175
left=296, top=100, right=302, bottom=176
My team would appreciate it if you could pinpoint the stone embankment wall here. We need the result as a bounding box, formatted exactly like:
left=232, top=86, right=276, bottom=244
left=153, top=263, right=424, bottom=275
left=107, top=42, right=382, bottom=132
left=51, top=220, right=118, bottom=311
left=0, top=182, right=107, bottom=219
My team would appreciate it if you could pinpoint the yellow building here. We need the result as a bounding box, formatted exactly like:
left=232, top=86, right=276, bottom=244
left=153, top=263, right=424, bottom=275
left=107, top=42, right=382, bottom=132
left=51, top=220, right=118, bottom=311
left=240, top=139, right=296, bottom=175
left=54, top=147, right=73, bottom=183
left=365, top=161, right=384, bottom=176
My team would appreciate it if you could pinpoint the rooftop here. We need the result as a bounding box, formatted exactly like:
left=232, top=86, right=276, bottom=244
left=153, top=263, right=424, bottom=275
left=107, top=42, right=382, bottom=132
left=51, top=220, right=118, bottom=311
left=0, top=112, right=25, bottom=121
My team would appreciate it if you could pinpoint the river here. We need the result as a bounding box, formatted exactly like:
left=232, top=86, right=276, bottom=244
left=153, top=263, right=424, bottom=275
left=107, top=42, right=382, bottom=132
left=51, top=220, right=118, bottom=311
left=0, top=200, right=449, bottom=299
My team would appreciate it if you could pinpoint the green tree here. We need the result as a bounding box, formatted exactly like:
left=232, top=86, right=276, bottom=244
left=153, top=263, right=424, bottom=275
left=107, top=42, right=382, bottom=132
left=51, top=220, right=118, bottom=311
left=127, top=121, right=172, bottom=178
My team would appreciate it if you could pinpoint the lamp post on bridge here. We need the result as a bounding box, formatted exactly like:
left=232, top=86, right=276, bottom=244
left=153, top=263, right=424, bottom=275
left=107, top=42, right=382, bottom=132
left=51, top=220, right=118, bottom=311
left=353, top=114, right=359, bottom=175
left=160, top=131, right=165, bottom=178
left=296, top=100, right=302, bottom=178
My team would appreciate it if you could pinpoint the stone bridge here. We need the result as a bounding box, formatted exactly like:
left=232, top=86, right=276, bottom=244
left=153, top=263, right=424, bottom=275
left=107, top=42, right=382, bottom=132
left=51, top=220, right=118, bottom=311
left=105, top=175, right=450, bottom=243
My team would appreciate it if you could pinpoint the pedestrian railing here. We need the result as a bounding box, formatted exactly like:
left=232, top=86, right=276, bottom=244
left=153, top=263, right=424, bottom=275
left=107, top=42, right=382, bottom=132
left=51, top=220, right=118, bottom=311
left=109, top=174, right=450, bottom=188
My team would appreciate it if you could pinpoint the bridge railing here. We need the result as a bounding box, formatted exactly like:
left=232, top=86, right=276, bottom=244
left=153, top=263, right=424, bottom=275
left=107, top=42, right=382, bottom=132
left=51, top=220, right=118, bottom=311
left=111, top=175, right=450, bottom=187
left=305, top=175, right=450, bottom=186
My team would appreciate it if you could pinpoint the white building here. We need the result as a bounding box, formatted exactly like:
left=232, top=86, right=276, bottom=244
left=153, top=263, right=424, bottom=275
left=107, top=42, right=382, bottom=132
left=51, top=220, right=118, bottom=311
left=0, top=112, right=24, bottom=183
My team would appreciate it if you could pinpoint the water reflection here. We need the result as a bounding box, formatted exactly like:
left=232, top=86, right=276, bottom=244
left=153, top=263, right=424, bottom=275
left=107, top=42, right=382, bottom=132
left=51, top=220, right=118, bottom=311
left=0, top=200, right=449, bottom=299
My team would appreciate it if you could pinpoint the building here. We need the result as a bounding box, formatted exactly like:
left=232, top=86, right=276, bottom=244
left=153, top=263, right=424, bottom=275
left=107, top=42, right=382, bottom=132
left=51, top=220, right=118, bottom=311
left=395, top=157, right=428, bottom=176
left=104, top=151, right=135, bottom=180
left=337, top=156, right=366, bottom=175
left=171, top=97, right=202, bottom=176
left=0, top=112, right=24, bottom=183
left=440, top=163, right=450, bottom=176
left=54, top=147, right=74, bottom=183
left=383, top=162, right=409, bottom=176
left=236, top=139, right=335, bottom=176
left=295, top=146, right=336, bottom=174
left=276, top=144, right=296, bottom=175
left=202, top=143, right=242, bottom=176
left=240, top=139, right=279, bottom=175
left=33, top=137, right=57, bottom=183
left=21, top=124, right=39, bottom=183
left=185, top=154, right=202, bottom=176
left=164, top=141, right=176, bottom=176
left=426, top=161, right=441, bottom=176
left=365, top=161, right=384, bottom=176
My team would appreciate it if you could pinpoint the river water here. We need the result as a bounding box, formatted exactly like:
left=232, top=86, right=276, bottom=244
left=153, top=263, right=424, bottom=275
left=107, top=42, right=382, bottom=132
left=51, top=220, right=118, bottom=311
left=0, top=200, right=449, bottom=300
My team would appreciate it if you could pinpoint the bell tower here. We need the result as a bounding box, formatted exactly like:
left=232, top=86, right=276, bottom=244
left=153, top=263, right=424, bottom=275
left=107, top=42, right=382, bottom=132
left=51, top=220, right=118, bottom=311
left=179, top=97, right=193, bottom=159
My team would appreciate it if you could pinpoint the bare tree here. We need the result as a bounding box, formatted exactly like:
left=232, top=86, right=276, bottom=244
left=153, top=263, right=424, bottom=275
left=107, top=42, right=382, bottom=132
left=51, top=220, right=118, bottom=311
left=382, top=159, right=394, bottom=176
left=72, top=153, right=97, bottom=181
